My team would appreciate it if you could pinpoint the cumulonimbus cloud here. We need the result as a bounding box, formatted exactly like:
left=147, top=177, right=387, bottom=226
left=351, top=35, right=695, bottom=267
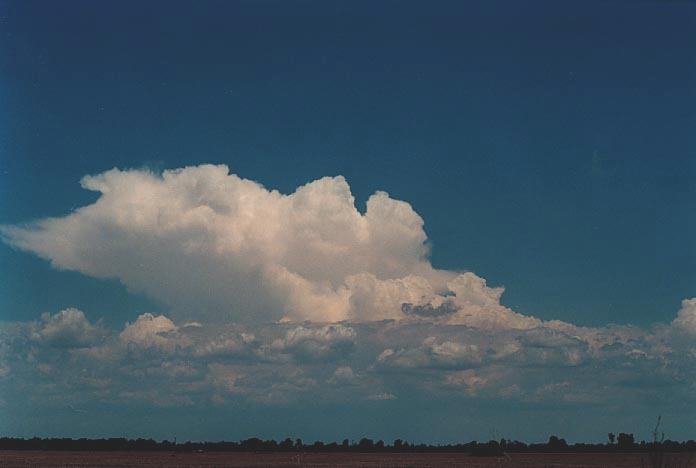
left=1, top=164, right=537, bottom=328
left=3, top=164, right=695, bottom=435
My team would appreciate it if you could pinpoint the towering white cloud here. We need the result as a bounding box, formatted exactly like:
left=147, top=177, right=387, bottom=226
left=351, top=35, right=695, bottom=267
left=1, top=164, right=535, bottom=328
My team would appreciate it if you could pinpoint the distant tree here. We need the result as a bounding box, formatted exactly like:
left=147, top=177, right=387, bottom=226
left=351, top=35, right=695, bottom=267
left=358, top=438, right=374, bottom=451
left=608, top=433, right=616, bottom=445
left=9, top=432, right=696, bottom=455
left=325, top=442, right=338, bottom=451
left=617, top=433, right=635, bottom=449
left=240, top=438, right=263, bottom=451
left=548, top=435, right=568, bottom=451
left=279, top=438, right=293, bottom=450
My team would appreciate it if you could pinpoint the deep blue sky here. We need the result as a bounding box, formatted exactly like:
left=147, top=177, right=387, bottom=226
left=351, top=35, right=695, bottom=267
left=1, top=0, right=694, bottom=328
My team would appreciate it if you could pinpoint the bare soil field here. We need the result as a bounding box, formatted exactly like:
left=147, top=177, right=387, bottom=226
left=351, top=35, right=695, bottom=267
left=1, top=451, right=692, bottom=468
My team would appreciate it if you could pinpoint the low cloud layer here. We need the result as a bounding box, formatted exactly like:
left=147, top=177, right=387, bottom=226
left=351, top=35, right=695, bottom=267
left=2, top=306, right=695, bottom=414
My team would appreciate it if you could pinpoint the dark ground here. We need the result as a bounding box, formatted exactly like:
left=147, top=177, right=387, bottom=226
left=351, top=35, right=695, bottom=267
left=1, top=451, right=692, bottom=467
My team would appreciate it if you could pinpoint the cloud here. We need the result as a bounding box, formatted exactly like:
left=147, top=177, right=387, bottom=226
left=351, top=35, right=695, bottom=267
left=207, top=363, right=241, bottom=394
left=191, top=331, right=256, bottom=358
left=119, top=313, right=185, bottom=352
left=266, top=324, right=356, bottom=362
left=30, top=308, right=105, bottom=348
left=2, top=164, right=695, bottom=431
left=444, top=369, right=490, bottom=396
left=401, top=301, right=459, bottom=318
left=377, top=337, right=483, bottom=370
left=673, top=298, right=696, bottom=334
left=1, top=165, right=539, bottom=329
left=1, top=301, right=694, bottom=416
left=328, top=366, right=357, bottom=384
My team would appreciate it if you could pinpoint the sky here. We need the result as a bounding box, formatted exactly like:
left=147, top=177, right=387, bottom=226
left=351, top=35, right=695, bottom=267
left=0, top=0, right=695, bottom=443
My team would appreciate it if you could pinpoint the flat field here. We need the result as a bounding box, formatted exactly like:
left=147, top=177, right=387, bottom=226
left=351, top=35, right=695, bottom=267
left=0, top=450, right=691, bottom=467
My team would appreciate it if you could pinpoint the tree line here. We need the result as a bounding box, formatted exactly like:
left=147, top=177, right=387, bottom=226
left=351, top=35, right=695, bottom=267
left=1, top=435, right=696, bottom=454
